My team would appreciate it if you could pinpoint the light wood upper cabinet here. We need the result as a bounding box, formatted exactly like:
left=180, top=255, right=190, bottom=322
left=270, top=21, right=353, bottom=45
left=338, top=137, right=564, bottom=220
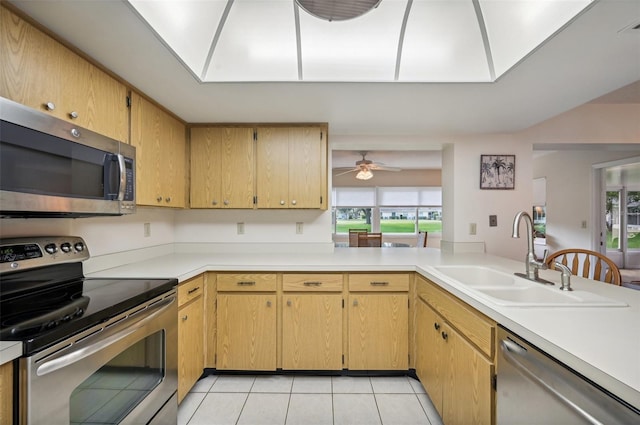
left=130, top=91, right=186, bottom=208
left=190, top=127, right=255, bottom=209
left=178, top=275, right=204, bottom=403
left=0, top=6, right=128, bottom=143
left=256, top=126, right=327, bottom=209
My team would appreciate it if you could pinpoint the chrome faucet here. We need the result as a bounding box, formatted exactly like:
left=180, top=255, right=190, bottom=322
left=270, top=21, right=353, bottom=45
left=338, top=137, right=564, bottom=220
left=553, top=262, right=573, bottom=291
left=512, top=211, right=552, bottom=284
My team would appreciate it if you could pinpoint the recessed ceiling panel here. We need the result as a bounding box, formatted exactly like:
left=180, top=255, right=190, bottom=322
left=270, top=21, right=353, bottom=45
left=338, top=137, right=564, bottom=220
left=481, top=0, right=593, bottom=77
left=400, top=0, right=490, bottom=82
left=299, top=0, right=407, bottom=81
left=128, top=0, right=226, bottom=77
left=205, top=0, right=298, bottom=81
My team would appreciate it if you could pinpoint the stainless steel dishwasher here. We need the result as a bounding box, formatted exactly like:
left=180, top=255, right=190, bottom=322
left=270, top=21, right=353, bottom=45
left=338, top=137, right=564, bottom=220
left=497, top=326, right=639, bottom=424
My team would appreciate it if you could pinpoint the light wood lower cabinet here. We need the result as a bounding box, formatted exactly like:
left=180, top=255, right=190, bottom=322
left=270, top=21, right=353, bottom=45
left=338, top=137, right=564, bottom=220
left=347, top=273, right=409, bottom=370
left=282, top=273, right=343, bottom=370
left=178, top=276, right=204, bottom=403
left=415, top=275, right=495, bottom=425
left=0, top=361, right=12, bottom=425
left=216, top=293, right=277, bottom=371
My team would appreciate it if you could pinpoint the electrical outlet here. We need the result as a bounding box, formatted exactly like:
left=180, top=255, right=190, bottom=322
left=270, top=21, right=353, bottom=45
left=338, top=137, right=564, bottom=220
left=469, top=223, right=477, bottom=235
left=296, top=222, right=304, bottom=234
left=489, top=215, right=498, bottom=227
left=237, top=222, right=245, bottom=235
left=143, top=222, right=151, bottom=237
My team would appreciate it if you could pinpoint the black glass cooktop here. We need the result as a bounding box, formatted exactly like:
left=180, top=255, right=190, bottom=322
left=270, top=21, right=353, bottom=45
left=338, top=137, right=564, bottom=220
left=0, top=262, right=176, bottom=355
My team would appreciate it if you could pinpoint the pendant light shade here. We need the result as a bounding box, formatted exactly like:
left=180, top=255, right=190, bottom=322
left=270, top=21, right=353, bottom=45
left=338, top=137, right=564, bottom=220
left=296, top=0, right=382, bottom=22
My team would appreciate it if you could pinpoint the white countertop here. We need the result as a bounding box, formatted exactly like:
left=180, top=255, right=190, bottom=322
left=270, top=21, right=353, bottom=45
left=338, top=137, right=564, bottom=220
left=4, top=247, right=639, bottom=409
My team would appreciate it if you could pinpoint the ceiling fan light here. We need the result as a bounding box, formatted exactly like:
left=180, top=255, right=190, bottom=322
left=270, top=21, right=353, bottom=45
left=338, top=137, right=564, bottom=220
left=356, top=169, right=374, bottom=180
left=295, top=0, right=382, bottom=22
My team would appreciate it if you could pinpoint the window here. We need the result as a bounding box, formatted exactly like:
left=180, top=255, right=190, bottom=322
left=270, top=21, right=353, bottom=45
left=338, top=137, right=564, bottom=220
left=333, top=187, right=442, bottom=234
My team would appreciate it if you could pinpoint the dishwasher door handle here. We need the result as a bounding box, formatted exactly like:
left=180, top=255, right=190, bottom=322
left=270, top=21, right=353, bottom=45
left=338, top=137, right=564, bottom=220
left=500, top=339, right=604, bottom=425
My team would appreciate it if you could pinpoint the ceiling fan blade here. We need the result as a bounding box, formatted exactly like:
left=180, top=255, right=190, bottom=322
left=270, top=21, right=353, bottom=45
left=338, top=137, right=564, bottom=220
left=334, top=168, right=359, bottom=177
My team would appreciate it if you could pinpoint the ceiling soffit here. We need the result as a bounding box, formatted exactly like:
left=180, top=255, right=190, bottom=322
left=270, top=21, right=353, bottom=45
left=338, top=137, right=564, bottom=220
left=127, top=0, right=594, bottom=83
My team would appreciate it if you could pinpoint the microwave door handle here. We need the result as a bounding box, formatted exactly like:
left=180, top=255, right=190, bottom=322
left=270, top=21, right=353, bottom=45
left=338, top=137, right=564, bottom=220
left=117, top=154, right=126, bottom=201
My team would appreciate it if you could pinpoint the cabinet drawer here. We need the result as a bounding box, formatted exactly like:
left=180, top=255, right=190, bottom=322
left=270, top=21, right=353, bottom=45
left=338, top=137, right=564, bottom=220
left=283, top=273, right=343, bottom=292
left=178, top=275, right=204, bottom=307
left=348, top=273, right=410, bottom=292
left=217, top=273, right=277, bottom=292
left=416, top=275, right=495, bottom=358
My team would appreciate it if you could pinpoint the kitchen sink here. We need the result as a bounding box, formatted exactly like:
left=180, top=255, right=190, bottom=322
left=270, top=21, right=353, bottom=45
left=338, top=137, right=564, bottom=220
left=431, top=265, right=627, bottom=307
left=432, top=265, right=518, bottom=287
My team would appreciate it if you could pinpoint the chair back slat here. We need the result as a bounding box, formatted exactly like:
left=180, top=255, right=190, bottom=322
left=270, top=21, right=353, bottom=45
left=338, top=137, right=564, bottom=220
left=546, top=249, right=622, bottom=285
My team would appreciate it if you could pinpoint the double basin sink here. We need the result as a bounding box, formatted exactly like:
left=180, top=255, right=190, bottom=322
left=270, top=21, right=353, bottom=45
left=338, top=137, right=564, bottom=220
left=430, top=265, right=627, bottom=307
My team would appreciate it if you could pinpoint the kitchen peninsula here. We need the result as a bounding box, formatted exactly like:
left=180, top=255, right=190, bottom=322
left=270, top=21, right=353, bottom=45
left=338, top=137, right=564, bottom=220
left=76, top=246, right=640, bottom=414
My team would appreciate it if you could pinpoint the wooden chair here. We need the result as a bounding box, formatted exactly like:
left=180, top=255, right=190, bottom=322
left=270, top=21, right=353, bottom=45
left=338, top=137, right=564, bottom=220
left=348, top=229, right=368, bottom=247
left=357, top=232, right=382, bottom=247
left=545, top=249, right=622, bottom=285
left=417, top=231, right=428, bottom=247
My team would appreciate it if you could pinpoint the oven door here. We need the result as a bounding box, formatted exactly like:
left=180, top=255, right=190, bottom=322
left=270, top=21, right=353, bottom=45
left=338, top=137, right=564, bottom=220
left=20, top=291, right=177, bottom=425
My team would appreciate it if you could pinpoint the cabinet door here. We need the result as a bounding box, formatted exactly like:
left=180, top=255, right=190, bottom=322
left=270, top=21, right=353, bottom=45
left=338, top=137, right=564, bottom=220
left=288, top=127, right=325, bottom=208
left=348, top=293, right=408, bottom=370
left=178, top=297, right=204, bottom=403
left=442, top=323, right=493, bottom=425
left=217, top=294, right=276, bottom=370
left=131, top=92, right=163, bottom=206
left=256, top=127, right=290, bottom=208
left=282, top=294, right=342, bottom=370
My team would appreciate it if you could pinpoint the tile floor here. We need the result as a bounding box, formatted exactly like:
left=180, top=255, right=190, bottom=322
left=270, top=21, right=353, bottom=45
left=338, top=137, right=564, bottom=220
left=178, top=374, right=444, bottom=425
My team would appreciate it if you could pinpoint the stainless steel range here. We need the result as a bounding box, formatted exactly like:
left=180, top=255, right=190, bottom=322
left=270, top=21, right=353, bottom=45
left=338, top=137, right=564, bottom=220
left=0, top=236, right=178, bottom=425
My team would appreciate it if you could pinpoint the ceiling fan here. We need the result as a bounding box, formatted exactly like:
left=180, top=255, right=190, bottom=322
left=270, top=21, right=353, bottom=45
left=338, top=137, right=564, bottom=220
left=334, top=152, right=401, bottom=180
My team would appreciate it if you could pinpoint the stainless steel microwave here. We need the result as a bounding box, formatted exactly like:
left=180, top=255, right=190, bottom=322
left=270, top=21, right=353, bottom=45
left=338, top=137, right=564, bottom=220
left=0, top=97, right=135, bottom=218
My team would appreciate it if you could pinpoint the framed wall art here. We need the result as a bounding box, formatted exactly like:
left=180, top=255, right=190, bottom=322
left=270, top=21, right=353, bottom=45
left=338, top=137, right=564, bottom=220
left=480, top=154, right=515, bottom=189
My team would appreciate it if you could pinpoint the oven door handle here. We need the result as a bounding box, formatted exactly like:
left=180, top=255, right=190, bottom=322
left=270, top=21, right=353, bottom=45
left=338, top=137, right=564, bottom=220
left=36, top=295, right=176, bottom=377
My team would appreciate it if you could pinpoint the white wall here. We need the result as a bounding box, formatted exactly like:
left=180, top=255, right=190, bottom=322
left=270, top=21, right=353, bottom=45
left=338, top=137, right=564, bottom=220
left=533, top=150, right=640, bottom=253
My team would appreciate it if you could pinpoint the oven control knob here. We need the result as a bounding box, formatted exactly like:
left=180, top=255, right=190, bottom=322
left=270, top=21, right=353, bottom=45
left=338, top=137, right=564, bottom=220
left=74, top=242, right=85, bottom=252
left=44, top=243, right=58, bottom=255
left=60, top=243, right=72, bottom=253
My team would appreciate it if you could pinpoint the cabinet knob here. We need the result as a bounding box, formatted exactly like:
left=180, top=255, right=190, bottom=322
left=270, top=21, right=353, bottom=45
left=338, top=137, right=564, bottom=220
left=157, top=196, right=163, bottom=203
left=434, top=322, right=440, bottom=331
left=291, top=200, right=297, bottom=205
left=266, top=300, right=272, bottom=307
left=353, top=299, right=358, bottom=306
left=165, top=197, right=171, bottom=203
left=441, top=331, right=448, bottom=341
left=70, top=128, right=80, bottom=138
left=280, top=200, right=285, bottom=205
left=69, top=111, right=79, bottom=119
left=45, top=101, right=55, bottom=111
left=181, top=315, right=188, bottom=321
left=212, top=200, right=218, bottom=206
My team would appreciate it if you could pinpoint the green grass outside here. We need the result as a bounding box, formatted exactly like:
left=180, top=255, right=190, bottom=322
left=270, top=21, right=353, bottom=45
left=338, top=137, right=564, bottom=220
left=336, top=219, right=442, bottom=234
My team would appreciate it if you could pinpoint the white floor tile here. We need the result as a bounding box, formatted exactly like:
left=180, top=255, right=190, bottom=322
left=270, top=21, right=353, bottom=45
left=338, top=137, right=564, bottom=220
left=209, top=375, right=256, bottom=393
left=408, top=377, right=426, bottom=394
left=252, top=375, right=294, bottom=393
left=333, top=393, right=382, bottom=425
left=332, top=376, right=373, bottom=393
left=286, top=393, right=333, bottom=425
left=187, top=393, right=248, bottom=425
left=370, top=376, right=415, bottom=394
left=416, top=393, right=443, bottom=425
left=190, top=375, right=218, bottom=393
left=376, top=394, right=430, bottom=425
left=177, top=392, right=205, bottom=425
left=291, top=376, right=332, bottom=393
left=237, top=393, right=289, bottom=425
